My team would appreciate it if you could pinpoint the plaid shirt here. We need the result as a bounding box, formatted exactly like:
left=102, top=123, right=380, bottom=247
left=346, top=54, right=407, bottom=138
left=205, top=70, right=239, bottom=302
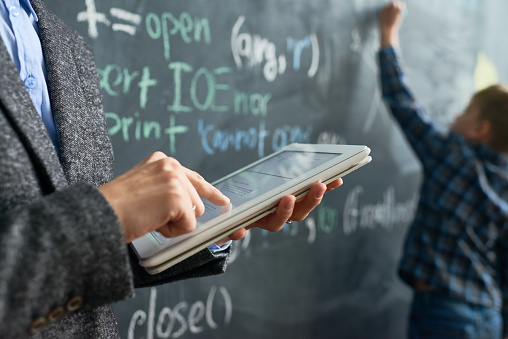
left=379, top=47, right=508, bottom=327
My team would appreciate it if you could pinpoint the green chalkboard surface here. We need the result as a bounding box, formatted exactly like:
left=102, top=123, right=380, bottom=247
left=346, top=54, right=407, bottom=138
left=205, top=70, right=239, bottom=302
left=44, top=0, right=508, bottom=338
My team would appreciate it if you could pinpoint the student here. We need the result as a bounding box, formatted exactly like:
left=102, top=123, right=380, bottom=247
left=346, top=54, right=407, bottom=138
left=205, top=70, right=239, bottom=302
left=0, top=0, right=341, bottom=337
left=378, top=1, right=508, bottom=338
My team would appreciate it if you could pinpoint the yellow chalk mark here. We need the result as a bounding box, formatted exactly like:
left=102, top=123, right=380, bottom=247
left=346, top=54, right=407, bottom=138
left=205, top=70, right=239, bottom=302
left=474, top=52, right=498, bottom=91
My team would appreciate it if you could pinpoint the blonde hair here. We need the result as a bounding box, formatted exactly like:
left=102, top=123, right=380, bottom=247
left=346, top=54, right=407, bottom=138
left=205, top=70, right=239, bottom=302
left=472, top=84, right=508, bottom=152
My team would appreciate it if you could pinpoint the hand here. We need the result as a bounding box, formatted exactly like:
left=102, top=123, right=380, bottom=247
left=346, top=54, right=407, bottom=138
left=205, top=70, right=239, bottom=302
left=99, top=152, right=230, bottom=243
left=216, top=178, right=343, bottom=244
left=379, top=1, right=406, bottom=48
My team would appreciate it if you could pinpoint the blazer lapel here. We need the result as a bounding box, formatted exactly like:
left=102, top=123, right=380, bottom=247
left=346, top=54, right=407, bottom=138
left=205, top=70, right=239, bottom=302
left=30, top=0, right=115, bottom=186
left=0, top=38, right=67, bottom=192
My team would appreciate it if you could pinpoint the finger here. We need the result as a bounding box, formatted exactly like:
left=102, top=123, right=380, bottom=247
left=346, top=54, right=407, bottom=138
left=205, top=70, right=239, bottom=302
left=130, top=151, right=169, bottom=172
left=245, top=195, right=296, bottom=232
left=156, top=193, right=197, bottom=238
left=325, top=178, right=343, bottom=192
left=225, top=228, right=247, bottom=241
left=180, top=170, right=206, bottom=216
left=289, top=182, right=327, bottom=221
left=109, top=151, right=170, bottom=183
left=151, top=158, right=203, bottom=216
left=394, top=2, right=406, bottom=17
left=156, top=216, right=196, bottom=238
left=149, top=157, right=202, bottom=223
left=183, top=168, right=230, bottom=206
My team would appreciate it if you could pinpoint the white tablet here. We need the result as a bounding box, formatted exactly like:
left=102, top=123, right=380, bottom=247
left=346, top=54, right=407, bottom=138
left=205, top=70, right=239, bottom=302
left=131, top=143, right=371, bottom=274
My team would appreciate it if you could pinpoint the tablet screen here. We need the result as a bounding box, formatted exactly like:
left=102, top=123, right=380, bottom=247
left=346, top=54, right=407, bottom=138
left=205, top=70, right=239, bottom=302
left=151, top=150, right=338, bottom=245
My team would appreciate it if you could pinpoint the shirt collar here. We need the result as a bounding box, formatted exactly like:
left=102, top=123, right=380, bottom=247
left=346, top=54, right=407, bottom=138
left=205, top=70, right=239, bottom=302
left=19, top=0, right=38, bottom=22
left=472, top=142, right=508, bottom=167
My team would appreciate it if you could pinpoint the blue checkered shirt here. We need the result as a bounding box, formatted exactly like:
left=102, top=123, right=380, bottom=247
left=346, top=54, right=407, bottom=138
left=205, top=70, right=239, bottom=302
left=379, top=47, right=508, bottom=327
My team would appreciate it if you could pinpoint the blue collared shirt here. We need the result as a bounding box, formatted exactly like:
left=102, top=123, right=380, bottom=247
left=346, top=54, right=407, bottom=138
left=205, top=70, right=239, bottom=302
left=0, top=0, right=58, bottom=151
left=379, top=47, right=508, bottom=330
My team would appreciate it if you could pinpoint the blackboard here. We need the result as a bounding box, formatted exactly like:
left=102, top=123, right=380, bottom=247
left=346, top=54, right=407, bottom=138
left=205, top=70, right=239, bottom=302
left=44, top=0, right=508, bottom=338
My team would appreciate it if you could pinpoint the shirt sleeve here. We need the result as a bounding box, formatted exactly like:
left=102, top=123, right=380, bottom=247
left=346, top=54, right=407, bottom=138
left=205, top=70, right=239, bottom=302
left=378, top=47, right=454, bottom=168
left=0, top=183, right=135, bottom=337
left=209, top=240, right=233, bottom=253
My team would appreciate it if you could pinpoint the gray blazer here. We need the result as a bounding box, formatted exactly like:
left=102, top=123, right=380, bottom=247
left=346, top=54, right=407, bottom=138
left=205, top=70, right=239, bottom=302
left=0, top=1, right=229, bottom=338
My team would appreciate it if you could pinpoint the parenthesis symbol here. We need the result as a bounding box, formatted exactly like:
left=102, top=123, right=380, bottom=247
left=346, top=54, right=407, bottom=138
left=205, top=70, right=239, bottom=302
left=231, top=16, right=245, bottom=68
left=308, top=34, right=319, bottom=77
left=305, top=217, right=316, bottom=244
